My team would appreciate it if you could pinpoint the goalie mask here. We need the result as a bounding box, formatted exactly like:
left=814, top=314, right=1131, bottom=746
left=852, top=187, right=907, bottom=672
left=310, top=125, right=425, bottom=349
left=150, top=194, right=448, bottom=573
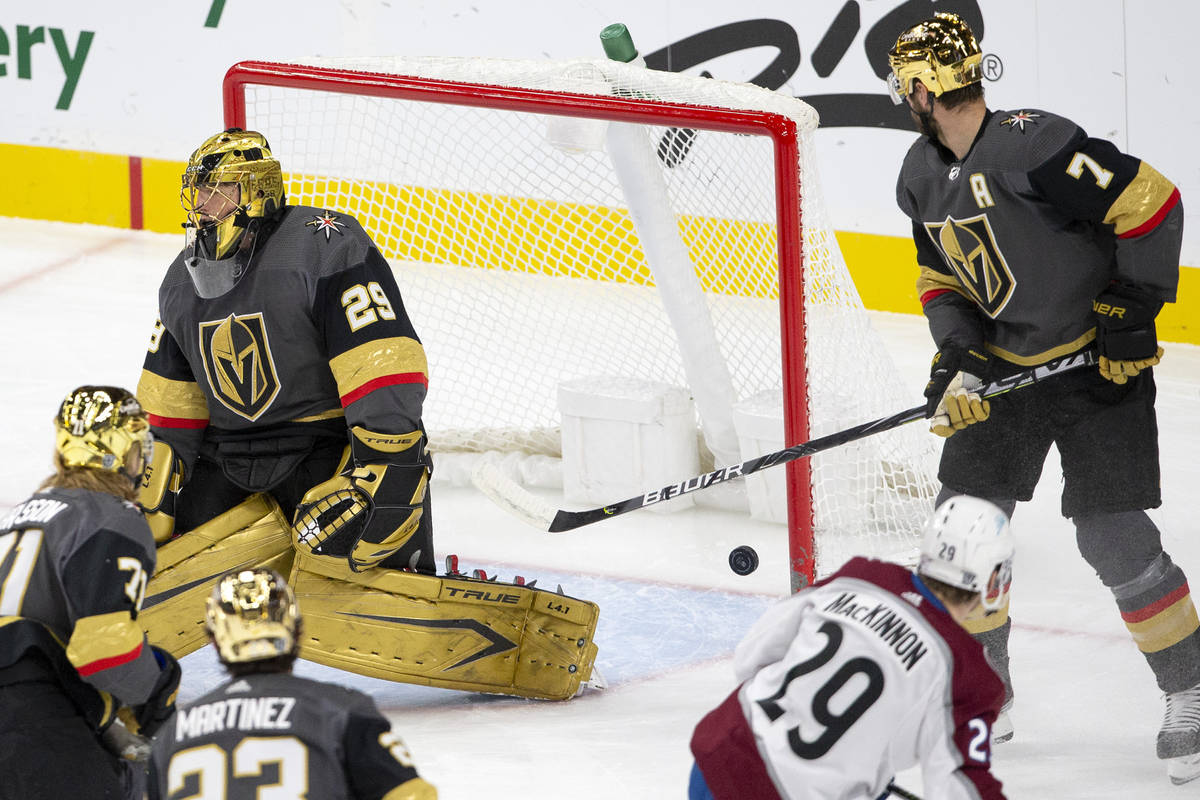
left=886, top=12, right=983, bottom=104
left=206, top=568, right=300, bottom=665
left=918, top=495, right=1014, bottom=613
left=54, top=386, right=154, bottom=474
left=181, top=128, right=285, bottom=298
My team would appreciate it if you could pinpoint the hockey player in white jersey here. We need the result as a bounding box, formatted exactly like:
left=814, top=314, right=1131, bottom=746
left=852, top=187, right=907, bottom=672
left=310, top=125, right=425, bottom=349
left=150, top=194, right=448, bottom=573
left=690, top=496, right=1012, bottom=799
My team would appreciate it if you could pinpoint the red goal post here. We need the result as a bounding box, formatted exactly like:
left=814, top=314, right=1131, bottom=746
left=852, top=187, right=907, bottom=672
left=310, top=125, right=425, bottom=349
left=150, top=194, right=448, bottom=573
left=221, top=57, right=936, bottom=589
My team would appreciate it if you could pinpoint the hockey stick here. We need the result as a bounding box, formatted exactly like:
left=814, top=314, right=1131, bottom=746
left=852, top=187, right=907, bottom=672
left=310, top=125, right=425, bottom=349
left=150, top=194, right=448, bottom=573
left=885, top=783, right=923, bottom=800
left=473, top=350, right=1097, bottom=532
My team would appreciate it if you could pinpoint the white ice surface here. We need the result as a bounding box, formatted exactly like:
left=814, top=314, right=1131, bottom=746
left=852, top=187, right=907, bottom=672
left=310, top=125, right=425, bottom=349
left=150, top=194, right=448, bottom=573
left=2, top=216, right=1199, bottom=798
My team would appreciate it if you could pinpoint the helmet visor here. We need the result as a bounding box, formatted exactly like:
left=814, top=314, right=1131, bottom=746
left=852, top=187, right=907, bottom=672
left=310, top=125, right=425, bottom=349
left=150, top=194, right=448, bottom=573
left=886, top=71, right=905, bottom=105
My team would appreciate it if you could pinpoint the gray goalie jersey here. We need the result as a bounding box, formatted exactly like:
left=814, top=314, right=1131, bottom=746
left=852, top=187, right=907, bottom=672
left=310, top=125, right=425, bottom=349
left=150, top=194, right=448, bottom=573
left=149, top=671, right=428, bottom=800
left=137, top=205, right=429, bottom=470
left=896, top=108, right=1183, bottom=366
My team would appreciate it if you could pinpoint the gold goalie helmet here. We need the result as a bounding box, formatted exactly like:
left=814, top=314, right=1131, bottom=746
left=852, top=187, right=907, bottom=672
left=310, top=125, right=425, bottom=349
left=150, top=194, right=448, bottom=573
left=206, top=568, right=300, bottom=664
left=181, top=128, right=285, bottom=261
left=886, top=12, right=983, bottom=104
left=55, top=386, right=153, bottom=473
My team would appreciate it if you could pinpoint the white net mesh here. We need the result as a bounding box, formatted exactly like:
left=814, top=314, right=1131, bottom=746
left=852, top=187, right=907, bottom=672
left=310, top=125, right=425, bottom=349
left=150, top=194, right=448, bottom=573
left=235, top=56, right=939, bottom=576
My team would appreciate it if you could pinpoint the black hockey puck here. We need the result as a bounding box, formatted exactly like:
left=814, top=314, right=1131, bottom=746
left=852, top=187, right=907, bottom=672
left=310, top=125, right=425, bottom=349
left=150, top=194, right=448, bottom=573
left=728, top=545, right=759, bottom=576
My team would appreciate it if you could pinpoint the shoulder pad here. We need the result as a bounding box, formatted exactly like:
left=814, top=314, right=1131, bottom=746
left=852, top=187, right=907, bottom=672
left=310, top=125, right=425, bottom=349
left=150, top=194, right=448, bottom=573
left=990, top=108, right=1083, bottom=163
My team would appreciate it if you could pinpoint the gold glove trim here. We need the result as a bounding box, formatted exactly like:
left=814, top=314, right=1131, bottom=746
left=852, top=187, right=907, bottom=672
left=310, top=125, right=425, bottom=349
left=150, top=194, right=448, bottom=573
left=351, top=426, right=423, bottom=454
left=382, top=778, right=439, bottom=800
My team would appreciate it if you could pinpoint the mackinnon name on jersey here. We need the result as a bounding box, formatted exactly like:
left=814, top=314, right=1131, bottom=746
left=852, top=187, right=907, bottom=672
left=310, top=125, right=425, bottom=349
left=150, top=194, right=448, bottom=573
left=823, top=592, right=929, bottom=672
left=173, top=696, right=297, bottom=741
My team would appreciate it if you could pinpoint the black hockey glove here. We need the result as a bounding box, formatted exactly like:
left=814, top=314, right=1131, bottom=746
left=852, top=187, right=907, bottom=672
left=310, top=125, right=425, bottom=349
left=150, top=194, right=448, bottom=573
left=1093, top=283, right=1164, bottom=384
left=123, top=646, right=180, bottom=738
left=924, top=345, right=991, bottom=438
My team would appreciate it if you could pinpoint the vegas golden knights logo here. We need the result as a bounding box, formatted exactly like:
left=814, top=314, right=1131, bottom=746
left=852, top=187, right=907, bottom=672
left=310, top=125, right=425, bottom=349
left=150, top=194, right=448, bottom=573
left=198, top=313, right=281, bottom=421
left=924, top=214, right=1016, bottom=318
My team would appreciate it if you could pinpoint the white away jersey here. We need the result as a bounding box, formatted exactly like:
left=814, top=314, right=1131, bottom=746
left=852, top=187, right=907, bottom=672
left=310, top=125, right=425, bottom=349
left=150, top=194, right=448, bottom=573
left=692, top=558, right=1005, bottom=800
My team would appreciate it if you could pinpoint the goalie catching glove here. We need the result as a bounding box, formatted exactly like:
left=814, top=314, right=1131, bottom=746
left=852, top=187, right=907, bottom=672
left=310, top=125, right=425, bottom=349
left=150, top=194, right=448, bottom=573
left=1093, top=283, right=1165, bottom=385
left=293, top=427, right=429, bottom=572
left=925, top=345, right=991, bottom=438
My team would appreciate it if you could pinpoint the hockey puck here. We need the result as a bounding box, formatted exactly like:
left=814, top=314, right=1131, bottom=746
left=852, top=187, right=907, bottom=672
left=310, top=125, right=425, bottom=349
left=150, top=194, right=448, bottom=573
left=728, top=545, right=759, bottom=576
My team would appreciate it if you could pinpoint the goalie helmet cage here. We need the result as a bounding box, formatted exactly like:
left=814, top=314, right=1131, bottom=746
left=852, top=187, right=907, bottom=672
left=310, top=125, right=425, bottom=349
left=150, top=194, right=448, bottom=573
left=222, top=57, right=939, bottom=590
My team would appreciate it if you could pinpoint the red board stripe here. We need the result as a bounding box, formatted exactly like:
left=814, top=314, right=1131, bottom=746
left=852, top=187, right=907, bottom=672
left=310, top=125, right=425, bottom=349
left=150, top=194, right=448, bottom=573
left=129, top=155, right=144, bottom=230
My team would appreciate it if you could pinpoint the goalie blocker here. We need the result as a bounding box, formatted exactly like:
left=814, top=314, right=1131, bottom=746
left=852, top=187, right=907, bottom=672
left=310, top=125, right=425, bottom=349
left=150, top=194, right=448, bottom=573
left=141, top=493, right=601, bottom=700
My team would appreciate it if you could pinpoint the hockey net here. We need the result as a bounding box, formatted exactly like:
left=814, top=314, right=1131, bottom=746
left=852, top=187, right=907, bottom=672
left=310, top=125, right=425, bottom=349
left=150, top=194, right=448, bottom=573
left=224, top=56, right=939, bottom=585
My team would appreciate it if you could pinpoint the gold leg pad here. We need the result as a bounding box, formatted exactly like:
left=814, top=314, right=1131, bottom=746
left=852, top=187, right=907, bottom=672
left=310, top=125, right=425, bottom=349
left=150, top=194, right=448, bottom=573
left=290, top=552, right=600, bottom=700
left=141, top=494, right=293, bottom=658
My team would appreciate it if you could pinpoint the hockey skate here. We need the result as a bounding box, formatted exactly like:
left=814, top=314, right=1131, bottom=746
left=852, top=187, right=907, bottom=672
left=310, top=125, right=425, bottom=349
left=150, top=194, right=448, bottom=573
left=1158, top=683, right=1200, bottom=784
left=992, top=699, right=1014, bottom=745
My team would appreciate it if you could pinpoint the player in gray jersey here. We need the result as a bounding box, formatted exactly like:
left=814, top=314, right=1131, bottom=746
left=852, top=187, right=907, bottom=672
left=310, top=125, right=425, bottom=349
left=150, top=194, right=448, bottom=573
left=133, top=129, right=601, bottom=703
left=137, top=127, right=433, bottom=575
left=886, top=12, right=1199, bottom=783
left=149, top=567, right=436, bottom=800
left=0, top=387, right=180, bottom=799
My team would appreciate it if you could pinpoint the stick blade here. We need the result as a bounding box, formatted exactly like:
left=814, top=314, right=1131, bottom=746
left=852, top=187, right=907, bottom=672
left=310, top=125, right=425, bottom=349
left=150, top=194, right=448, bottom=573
left=548, top=509, right=597, bottom=532
left=470, top=453, right=557, bottom=531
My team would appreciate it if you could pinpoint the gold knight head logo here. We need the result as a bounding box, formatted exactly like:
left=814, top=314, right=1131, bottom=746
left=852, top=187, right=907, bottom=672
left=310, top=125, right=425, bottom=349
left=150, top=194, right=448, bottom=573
left=198, top=312, right=281, bottom=421
left=924, top=213, right=1015, bottom=318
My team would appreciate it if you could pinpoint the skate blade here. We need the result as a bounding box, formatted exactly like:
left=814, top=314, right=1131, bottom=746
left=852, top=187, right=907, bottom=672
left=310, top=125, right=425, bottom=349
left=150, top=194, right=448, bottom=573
left=575, top=664, right=608, bottom=696
left=1168, top=753, right=1200, bottom=785
left=992, top=710, right=1013, bottom=744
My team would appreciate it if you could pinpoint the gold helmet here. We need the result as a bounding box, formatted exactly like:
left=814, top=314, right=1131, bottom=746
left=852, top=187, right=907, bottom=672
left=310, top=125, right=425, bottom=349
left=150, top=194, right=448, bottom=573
left=886, top=12, right=982, bottom=104
left=206, top=568, right=300, bottom=664
left=55, top=386, right=153, bottom=473
left=181, top=128, right=285, bottom=260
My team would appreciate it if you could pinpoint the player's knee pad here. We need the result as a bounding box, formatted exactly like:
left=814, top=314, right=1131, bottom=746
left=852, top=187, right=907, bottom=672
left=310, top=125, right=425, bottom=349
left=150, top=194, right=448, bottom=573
left=141, top=493, right=293, bottom=658
left=1074, top=510, right=1164, bottom=587
left=289, top=551, right=601, bottom=700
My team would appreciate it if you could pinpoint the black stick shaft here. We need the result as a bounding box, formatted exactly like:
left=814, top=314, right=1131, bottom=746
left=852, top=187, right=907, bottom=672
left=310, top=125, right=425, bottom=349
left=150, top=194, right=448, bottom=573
left=547, top=351, right=1096, bottom=532
left=886, top=783, right=924, bottom=800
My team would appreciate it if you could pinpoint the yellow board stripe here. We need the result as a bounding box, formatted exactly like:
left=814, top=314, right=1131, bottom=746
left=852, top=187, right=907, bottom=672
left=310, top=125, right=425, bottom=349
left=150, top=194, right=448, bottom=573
left=1, top=143, right=1196, bottom=345
left=0, top=143, right=131, bottom=227
left=286, top=175, right=781, bottom=297
left=1124, top=594, right=1200, bottom=653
